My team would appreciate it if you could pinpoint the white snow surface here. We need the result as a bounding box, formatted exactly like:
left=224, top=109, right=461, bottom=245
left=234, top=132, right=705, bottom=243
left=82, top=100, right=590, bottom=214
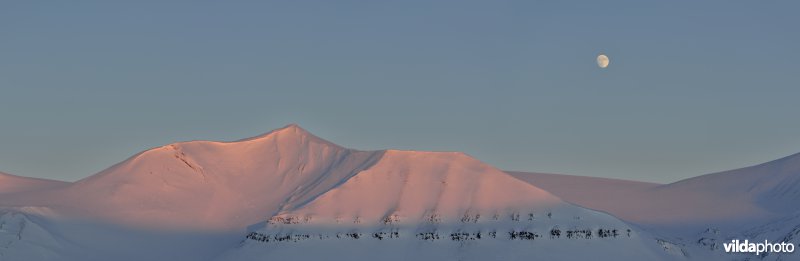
left=509, top=154, right=800, bottom=261
left=0, top=211, right=66, bottom=261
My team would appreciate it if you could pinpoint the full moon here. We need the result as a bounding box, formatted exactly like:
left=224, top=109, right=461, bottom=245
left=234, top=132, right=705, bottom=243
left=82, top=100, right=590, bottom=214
left=597, top=54, right=610, bottom=68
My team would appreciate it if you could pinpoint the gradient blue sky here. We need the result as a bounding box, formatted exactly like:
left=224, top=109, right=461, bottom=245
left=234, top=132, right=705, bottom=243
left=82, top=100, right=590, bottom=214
left=1, top=1, right=799, bottom=183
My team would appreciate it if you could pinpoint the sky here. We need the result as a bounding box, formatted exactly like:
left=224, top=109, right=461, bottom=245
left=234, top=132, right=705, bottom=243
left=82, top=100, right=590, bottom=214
left=1, top=1, right=799, bottom=183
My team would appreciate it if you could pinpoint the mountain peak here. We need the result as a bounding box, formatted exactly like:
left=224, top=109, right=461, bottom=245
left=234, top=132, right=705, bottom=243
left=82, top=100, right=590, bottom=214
left=235, top=124, right=342, bottom=148
left=243, top=123, right=306, bottom=138
left=265, top=123, right=308, bottom=138
left=277, top=123, right=302, bottom=132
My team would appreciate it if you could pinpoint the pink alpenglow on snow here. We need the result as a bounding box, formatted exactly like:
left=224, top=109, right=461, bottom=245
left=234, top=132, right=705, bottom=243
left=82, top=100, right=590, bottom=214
left=56, top=124, right=384, bottom=229
left=4, top=124, right=797, bottom=261
left=0, top=172, right=69, bottom=195
left=272, top=150, right=563, bottom=224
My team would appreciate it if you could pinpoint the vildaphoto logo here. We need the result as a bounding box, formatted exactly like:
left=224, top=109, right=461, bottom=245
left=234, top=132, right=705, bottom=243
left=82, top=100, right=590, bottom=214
left=723, top=239, right=795, bottom=255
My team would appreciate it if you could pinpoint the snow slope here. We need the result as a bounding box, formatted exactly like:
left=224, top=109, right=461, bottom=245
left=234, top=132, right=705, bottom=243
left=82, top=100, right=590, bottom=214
left=221, top=150, right=674, bottom=260
left=40, top=124, right=385, bottom=229
left=656, top=152, right=800, bottom=222
left=510, top=152, right=800, bottom=227
left=12, top=124, right=791, bottom=260
left=744, top=212, right=800, bottom=261
left=510, top=155, right=800, bottom=260
left=277, top=150, right=562, bottom=223
left=0, top=172, right=68, bottom=195
left=508, top=172, right=660, bottom=222
left=0, top=207, right=245, bottom=261
left=0, top=210, right=67, bottom=261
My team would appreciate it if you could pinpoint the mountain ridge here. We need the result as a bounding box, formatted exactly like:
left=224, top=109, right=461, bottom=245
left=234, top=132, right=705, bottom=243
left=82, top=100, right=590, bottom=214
left=0, top=172, right=69, bottom=195
left=510, top=151, right=800, bottom=227
left=0, top=125, right=574, bottom=231
left=9, top=124, right=798, bottom=260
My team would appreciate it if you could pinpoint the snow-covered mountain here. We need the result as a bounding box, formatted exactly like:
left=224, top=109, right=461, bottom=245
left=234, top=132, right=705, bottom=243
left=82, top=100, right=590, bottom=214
left=510, top=154, right=800, bottom=260
left=657, top=152, right=800, bottom=222
left=507, top=171, right=660, bottom=224
left=510, top=152, right=800, bottom=227
left=0, top=124, right=675, bottom=260
left=0, top=172, right=68, bottom=195
left=0, top=210, right=68, bottom=261
left=744, top=212, right=800, bottom=261
left=2, top=124, right=798, bottom=260
left=222, top=150, right=670, bottom=260
left=0, top=207, right=243, bottom=261
left=2, top=125, right=383, bottom=230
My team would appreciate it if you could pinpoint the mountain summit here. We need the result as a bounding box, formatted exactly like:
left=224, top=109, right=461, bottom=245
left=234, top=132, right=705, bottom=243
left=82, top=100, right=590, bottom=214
left=0, top=125, right=680, bottom=260
left=0, top=125, right=566, bottom=230
left=47, top=124, right=382, bottom=229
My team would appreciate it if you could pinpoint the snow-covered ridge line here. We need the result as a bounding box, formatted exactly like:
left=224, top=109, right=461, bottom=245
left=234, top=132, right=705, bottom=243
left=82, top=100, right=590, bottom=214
left=0, top=172, right=70, bottom=195
left=0, top=124, right=710, bottom=260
